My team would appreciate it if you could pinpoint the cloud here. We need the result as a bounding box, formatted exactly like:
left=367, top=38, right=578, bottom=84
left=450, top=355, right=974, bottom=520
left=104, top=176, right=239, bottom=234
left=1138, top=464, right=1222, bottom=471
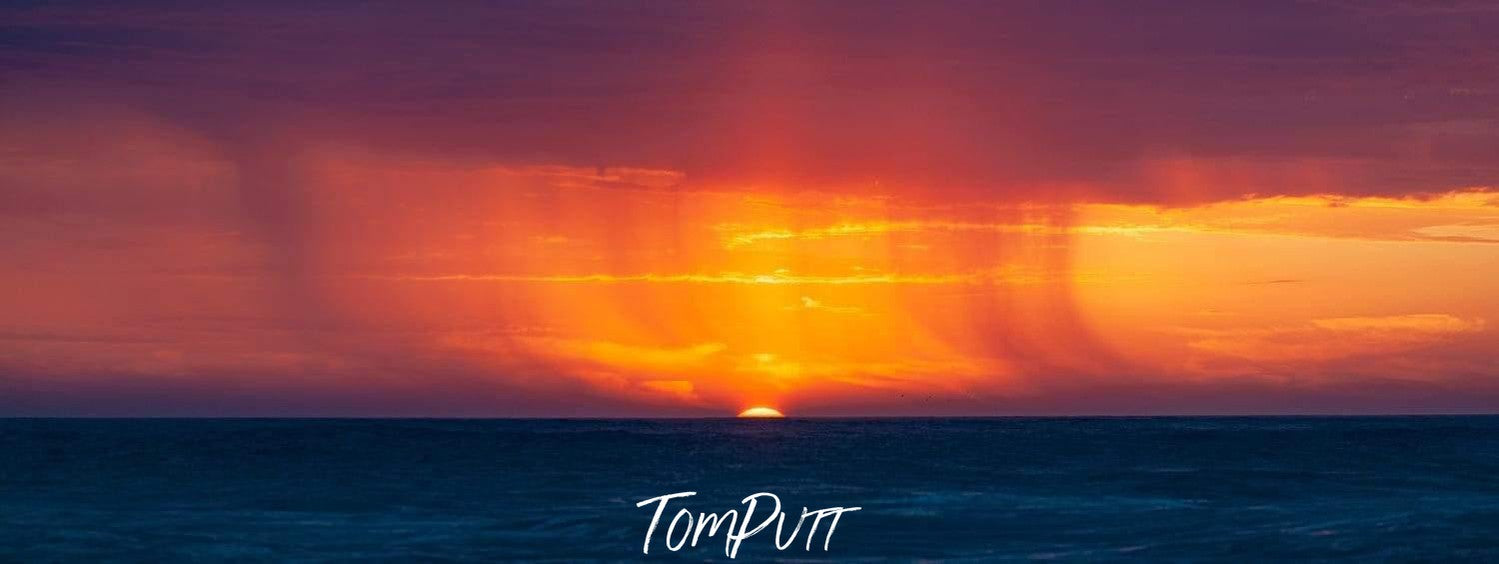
left=1077, top=191, right=1499, bottom=244
left=1411, top=224, right=1499, bottom=243
left=516, top=338, right=728, bottom=374
left=356, top=271, right=975, bottom=286
left=3, top=1, right=1497, bottom=203
left=1181, top=314, right=1486, bottom=363
left=790, top=296, right=864, bottom=315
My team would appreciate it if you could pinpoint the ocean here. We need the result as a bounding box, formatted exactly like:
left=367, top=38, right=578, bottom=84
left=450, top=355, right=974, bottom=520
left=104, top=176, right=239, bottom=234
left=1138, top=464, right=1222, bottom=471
left=2, top=417, right=1498, bottom=561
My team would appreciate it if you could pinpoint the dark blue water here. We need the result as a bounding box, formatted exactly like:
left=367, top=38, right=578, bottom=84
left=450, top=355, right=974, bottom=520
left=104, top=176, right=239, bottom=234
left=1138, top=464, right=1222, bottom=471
left=3, top=417, right=1499, bottom=561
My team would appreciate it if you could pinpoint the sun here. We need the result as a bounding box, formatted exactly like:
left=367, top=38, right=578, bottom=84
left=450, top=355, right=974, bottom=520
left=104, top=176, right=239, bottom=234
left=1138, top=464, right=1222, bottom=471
left=737, top=406, right=785, bottom=418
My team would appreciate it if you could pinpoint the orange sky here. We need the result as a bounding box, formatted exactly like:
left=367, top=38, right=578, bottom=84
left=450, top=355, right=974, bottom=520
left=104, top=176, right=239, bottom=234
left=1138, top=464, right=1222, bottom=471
left=1, top=1, right=1497, bottom=415
left=4, top=140, right=1496, bottom=415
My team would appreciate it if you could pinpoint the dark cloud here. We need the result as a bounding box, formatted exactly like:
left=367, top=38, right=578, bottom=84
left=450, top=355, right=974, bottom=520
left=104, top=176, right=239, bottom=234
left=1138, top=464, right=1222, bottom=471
left=2, top=0, right=1495, bottom=202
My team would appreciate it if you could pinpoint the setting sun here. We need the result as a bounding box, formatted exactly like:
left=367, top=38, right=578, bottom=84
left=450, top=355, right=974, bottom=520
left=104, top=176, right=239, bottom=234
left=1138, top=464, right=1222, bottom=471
left=738, top=407, right=786, bottom=418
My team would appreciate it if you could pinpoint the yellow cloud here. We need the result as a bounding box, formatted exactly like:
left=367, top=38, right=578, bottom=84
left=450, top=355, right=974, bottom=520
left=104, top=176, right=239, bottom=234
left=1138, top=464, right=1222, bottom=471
left=521, top=337, right=728, bottom=373
left=359, top=271, right=975, bottom=285
left=1183, top=314, right=1485, bottom=363
left=1310, top=314, right=1486, bottom=333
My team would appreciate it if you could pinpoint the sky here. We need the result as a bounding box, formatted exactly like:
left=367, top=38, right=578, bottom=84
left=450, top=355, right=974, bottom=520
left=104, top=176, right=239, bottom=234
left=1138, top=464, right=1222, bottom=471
left=2, top=0, right=1498, bottom=416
